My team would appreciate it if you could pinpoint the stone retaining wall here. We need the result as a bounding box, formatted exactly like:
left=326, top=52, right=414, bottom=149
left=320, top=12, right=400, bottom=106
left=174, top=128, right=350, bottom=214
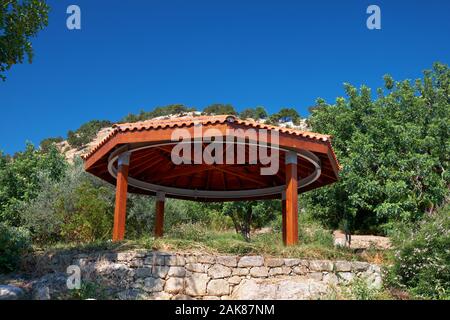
left=61, top=250, right=382, bottom=300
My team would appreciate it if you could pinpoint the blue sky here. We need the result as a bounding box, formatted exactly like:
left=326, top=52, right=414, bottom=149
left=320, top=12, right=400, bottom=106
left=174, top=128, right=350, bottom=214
left=1, top=0, right=449, bottom=155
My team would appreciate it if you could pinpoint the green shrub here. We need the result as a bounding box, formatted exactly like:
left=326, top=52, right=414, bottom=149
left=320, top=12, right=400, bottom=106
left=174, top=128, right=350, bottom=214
left=306, top=63, right=450, bottom=233
left=20, top=159, right=114, bottom=244
left=167, top=222, right=211, bottom=242
left=67, top=120, right=111, bottom=148
left=0, top=223, right=31, bottom=273
left=58, top=182, right=113, bottom=243
left=69, top=281, right=109, bottom=300
left=389, top=204, right=450, bottom=299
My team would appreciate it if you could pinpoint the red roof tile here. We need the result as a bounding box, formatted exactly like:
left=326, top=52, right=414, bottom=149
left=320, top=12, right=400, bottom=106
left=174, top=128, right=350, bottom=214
left=82, top=115, right=337, bottom=162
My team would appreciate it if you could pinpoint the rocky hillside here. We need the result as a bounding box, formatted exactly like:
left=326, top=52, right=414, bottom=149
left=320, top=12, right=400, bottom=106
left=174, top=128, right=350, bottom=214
left=56, top=113, right=310, bottom=163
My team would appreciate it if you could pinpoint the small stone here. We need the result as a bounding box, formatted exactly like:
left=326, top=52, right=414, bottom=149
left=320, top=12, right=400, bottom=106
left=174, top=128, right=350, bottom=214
left=185, top=255, right=198, bottom=263
left=292, top=265, right=308, bottom=275
left=207, top=279, right=230, bottom=296
left=144, top=256, right=154, bottom=265
left=117, top=251, right=135, bottom=261
left=283, top=258, right=301, bottom=267
left=268, top=267, right=283, bottom=276
left=232, top=268, right=249, bottom=276
left=117, top=289, right=146, bottom=300
left=185, top=273, right=210, bottom=296
left=366, top=273, right=382, bottom=290
left=337, top=272, right=354, bottom=283
left=198, top=255, right=215, bottom=264
left=0, top=285, right=25, bottom=300
left=269, top=266, right=291, bottom=276
left=134, top=250, right=147, bottom=258
left=367, top=264, right=382, bottom=274
left=153, top=254, right=167, bottom=266
left=217, top=256, right=238, bottom=267
left=148, top=292, right=172, bottom=300
left=238, top=256, right=264, bottom=267
left=309, top=260, right=333, bottom=272
left=265, top=258, right=284, bottom=267
left=186, top=263, right=208, bottom=273
left=323, top=273, right=339, bottom=285
left=309, top=272, right=323, bottom=281
left=228, top=276, right=242, bottom=285
left=208, top=264, right=232, bottom=279
left=352, top=261, right=370, bottom=272
left=164, top=277, right=184, bottom=294
left=166, top=255, right=186, bottom=266
left=152, top=266, right=170, bottom=278
left=168, top=266, right=186, bottom=277
left=129, top=259, right=144, bottom=268
left=135, top=267, right=152, bottom=278
left=250, top=266, right=269, bottom=277
left=98, top=252, right=117, bottom=262
left=335, top=261, right=352, bottom=272
left=144, top=277, right=165, bottom=292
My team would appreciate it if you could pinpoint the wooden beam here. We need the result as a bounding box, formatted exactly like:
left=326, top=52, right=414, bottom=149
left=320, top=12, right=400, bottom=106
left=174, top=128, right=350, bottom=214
left=154, top=192, right=165, bottom=238
left=285, top=151, right=298, bottom=245
left=112, top=153, right=130, bottom=241
left=281, top=191, right=287, bottom=245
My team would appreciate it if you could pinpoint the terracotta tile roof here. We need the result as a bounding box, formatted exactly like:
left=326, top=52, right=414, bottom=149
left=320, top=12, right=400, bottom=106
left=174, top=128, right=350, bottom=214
left=82, top=115, right=336, bottom=161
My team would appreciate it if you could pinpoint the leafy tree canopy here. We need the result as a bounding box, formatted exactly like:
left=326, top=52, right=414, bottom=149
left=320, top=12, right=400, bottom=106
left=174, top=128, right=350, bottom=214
left=203, top=103, right=237, bottom=115
left=0, top=0, right=49, bottom=81
left=266, top=107, right=301, bottom=125
left=239, top=106, right=268, bottom=120
left=305, top=62, right=450, bottom=234
left=0, top=143, right=67, bottom=226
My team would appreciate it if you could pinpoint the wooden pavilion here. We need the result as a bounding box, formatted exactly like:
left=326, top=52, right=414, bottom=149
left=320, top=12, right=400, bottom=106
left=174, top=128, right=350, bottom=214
left=83, top=115, right=340, bottom=245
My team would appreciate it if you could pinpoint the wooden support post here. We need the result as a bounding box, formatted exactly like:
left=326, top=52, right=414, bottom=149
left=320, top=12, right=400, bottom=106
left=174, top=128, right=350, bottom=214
left=285, top=151, right=298, bottom=245
left=154, top=192, right=165, bottom=238
left=112, top=152, right=130, bottom=241
left=281, top=191, right=287, bottom=245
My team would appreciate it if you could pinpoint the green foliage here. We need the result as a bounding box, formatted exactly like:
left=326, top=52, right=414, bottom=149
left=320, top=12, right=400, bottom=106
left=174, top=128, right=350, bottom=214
left=388, top=204, right=450, bottom=299
left=239, top=106, right=268, bottom=119
left=39, top=136, right=63, bottom=153
left=0, top=222, right=31, bottom=273
left=222, top=200, right=279, bottom=241
left=67, top=120, right=112, bottom=148
left=0, top=0, right=49, bottom=81
left=157, top=221, right=355, bottom=260
left=58, top=181, right=113, bottom=243
left=341, top=277, right=390, bottom=300
left=306, top=63, right=450, bottom=233
left=203, top=103, right=237, bottom=115
left=266, top=107, right=301, bottom=125
left=20, top=158, right=114, bottom=244
left=0, top=143, right=67, bottom=226
left=121, top=104, right=197, bottom=123
left=69, top=281, right=108, bottom=300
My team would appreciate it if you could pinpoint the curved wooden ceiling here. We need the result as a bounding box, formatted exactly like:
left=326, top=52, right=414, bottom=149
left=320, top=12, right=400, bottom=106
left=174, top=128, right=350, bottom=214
left=84, top=115, right=340, bottom=201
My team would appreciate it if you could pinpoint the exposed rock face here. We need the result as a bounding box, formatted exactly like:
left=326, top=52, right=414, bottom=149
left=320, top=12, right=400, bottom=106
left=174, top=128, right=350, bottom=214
left=12, top=250, right=383, bottom=300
